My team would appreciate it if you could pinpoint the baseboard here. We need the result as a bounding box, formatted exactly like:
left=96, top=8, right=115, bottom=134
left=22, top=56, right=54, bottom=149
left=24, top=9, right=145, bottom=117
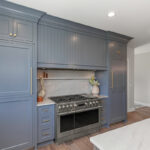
left=127, top=107, right=135, bottom=112
left=135, top=101, right=150, bottom=107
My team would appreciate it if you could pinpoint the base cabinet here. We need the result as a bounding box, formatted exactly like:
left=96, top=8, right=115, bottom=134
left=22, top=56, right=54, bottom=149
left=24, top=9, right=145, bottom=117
left=37, top=105, right=55, bottom=144
left=0, top=99, right=33, bottom=150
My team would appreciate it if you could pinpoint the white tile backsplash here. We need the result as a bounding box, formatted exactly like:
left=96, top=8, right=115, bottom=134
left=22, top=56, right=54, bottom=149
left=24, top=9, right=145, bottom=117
left=37, top=69, right=94, bottom=97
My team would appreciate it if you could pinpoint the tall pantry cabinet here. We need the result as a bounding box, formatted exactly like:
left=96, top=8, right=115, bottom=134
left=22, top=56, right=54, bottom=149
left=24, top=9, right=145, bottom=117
left=107, top=32, right=132, bottom=124
left=0, top=1, right=43, bottom=150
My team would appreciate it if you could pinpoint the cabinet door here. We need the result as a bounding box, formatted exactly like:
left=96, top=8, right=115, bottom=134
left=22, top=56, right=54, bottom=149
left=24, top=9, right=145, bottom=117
left=0, top=15, right=13, bottom=40
left=109, top=42, right=127, bottom=124
left=76, top=33, right=106, bottom=67
left=13, top=19, right=33, bottom=42
left=0, top=41, right=32, bottom=99
left=38, top=25, right=76, bottom=65
left=0, top=99, right=33, bottom=150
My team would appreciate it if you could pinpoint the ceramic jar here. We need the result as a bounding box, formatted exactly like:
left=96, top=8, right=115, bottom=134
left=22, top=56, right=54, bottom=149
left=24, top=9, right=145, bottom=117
left=92, top=85, right=99, bottom=96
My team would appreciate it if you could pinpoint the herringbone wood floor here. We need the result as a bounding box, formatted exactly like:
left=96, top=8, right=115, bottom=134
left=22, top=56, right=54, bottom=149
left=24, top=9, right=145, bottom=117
left=38, top=107, right=150, bottom=150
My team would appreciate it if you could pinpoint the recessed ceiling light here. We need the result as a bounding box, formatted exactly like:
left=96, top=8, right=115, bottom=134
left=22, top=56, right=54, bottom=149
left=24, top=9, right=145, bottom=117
left=108, top=11, right=115, bottom=17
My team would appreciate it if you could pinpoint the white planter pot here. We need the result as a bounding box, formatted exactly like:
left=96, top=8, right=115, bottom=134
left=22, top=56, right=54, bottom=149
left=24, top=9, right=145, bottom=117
left=92, top=85, right=99, bottom=96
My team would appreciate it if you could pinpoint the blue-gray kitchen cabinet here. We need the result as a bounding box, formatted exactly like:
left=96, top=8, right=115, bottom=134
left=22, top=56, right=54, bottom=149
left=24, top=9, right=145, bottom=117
left=38, top=14, right=107, bottom=70
left=0, top=41, right=34, bottom=150
left=0, top=15, right=33, bottom=42
left=0, top=15, right=13, bottom=40
left=108, top=41, right=128, bottom=124
left=37, top=105, right=55, bottom=144
left=38, top=24, right=76, bottom=66
left=13, top=19, right=33, bottom=42
left=76, top=33, right=107, bottom=67
left=0, top=41, right=33, bottom=98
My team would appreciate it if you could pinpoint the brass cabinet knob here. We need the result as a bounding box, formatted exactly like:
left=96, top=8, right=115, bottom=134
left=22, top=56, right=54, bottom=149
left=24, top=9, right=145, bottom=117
left=13, top=33, right=17, bottom=37
left=9, top=33, right=13, bottom=36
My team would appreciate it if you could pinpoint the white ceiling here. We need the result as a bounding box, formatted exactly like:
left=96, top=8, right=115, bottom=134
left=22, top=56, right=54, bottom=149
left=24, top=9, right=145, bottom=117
left=7, top=0, right=150, bottom=47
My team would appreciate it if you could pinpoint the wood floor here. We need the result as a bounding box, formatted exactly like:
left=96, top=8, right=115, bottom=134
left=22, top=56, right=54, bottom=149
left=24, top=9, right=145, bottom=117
left=38, top=107, right=150, bottom=150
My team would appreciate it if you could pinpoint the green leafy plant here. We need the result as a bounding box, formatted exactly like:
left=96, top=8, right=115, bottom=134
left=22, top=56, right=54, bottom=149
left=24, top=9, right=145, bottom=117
left=89, top=76, right=100, bottom=86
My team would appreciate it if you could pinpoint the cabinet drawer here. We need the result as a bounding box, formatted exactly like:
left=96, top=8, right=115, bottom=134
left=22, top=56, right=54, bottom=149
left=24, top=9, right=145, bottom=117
left=38, top=128, right=53, bottom=143
left=39, top=116, right=52, bottom=128
left=37, top=104, right=55, bottom=143
left=38, top=105, right=52, bottom=117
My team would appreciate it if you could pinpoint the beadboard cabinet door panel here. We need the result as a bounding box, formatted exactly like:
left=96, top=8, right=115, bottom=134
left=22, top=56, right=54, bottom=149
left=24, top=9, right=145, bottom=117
left=76, top=33, right=106, bottom=67
left=0, top=41, right=32, bottom=99
left=0, top=99, right=33, bottom=150
left=0, top=15, right=13, bottom=40
left=13, top=19, right=33, bottom=42
left=38, top=25, right=76, bottom=65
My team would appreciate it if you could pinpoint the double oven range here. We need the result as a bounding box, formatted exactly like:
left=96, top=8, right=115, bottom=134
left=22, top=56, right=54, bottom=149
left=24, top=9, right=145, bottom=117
left=50, top=94, right=103, bottom=143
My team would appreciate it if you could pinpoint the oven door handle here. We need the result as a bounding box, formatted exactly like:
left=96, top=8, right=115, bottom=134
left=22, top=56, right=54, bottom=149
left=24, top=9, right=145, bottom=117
left=57, top=106, right=103, bottom=116
left=57, top=111, right=75, bottom=116
left=75, top=106, right=102, bottom=113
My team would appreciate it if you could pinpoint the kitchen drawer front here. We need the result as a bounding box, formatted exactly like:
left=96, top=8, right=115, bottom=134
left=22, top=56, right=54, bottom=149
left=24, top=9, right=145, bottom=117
left=37, top=105, right=55, bottom=143
left=38, top=105, right=52, bottom=118
left=38, top=127, right=54, bottom=143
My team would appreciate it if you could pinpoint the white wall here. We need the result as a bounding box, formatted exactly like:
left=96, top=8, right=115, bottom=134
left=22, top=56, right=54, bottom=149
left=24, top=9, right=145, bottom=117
left=127, top=40, right=135, bottom=112
left=134, top=43, right=150, bottom=106
left=37, top=69, right=94, bottom=98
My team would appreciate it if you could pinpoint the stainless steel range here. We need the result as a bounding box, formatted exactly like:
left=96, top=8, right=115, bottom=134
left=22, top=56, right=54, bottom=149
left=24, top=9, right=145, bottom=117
left=50, top=94, right=103, bottom=143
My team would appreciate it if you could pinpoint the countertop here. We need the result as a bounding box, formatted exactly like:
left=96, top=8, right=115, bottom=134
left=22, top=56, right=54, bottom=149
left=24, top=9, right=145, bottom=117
left=90, top=118, right=150, bottom=150
left=37, top=98, right=55, bottom=106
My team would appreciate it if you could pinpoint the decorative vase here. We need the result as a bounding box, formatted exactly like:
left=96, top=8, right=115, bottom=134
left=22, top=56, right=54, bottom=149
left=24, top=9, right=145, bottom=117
left=38, top=77, right=46, bottom=101
left=92, top=85, right=99, bottom=96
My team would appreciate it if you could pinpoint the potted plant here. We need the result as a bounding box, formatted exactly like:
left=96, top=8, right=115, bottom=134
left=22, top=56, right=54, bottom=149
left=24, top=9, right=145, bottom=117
left=89, top=76, right=100, bottom=96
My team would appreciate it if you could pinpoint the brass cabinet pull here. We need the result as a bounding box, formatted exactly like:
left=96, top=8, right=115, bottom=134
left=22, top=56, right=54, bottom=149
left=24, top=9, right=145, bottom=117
left=13, top=33, right=17, bottom=37
left=43, top=120, right=50, bottom=123
left=9, top=33, right=13, bottom=36
left=42, top=133, right=49, bottom=136
left=43, top=109, right=49, bottom=112
left=111, top=71, right=114, bottom=88
left=30, top=67, right=32, bottom=95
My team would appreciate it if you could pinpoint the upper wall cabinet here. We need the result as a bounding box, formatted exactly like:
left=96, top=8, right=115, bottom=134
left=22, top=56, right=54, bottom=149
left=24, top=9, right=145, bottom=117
left=13, top=19, right=33, bottom=42
left=38, top=15, right=107, bottom=70
left=0, top=15, right=13, bottom=40
left=76, top=33, right=106, bottom=67
left=38, top=25, right=76, bottom=65
left=0, top=15, right=33, bottom=42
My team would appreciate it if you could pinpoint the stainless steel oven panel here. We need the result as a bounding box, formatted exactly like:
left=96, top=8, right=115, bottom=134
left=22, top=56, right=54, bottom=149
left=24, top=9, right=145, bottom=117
left=73, top=122, right=101, bottom=134
left=56, top=107, right=101, bottom=139
left=56, top=113, right=74, bottom=139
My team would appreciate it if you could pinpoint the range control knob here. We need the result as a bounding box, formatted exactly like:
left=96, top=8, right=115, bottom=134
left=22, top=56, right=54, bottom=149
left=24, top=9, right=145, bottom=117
left=62, top=105, right=65, bottom=108
left=58, top=106, right=61, bottom=109
left=66, top=105, right=69, bottom=108
left=85, top=102, right=88, bottom=106
left=70, top=104, right=72, bottom=108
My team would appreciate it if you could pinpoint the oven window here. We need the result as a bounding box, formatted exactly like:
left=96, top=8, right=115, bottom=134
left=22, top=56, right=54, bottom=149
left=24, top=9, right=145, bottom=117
left=60, top=114, right=75, bottom=132
left=75, top=109, right=99, bottom=129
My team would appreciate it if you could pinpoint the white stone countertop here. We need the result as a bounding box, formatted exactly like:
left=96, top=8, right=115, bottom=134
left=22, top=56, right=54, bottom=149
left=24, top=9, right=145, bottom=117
left=90, top=118, right=150, bottom=150
left=37, top=98, right=55, bottom=106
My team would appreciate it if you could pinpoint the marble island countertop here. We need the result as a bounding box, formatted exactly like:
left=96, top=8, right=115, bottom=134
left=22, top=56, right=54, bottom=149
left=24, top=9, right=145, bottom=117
left=90, top=118, right=150, bottom=150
